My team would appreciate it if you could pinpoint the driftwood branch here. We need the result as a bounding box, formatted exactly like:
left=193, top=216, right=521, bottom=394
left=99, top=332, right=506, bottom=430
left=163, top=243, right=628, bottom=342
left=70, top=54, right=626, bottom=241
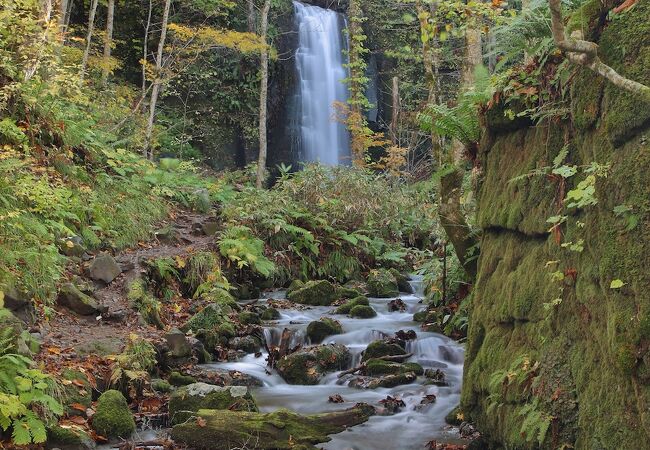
left=548, top=0, right=650, bottom=102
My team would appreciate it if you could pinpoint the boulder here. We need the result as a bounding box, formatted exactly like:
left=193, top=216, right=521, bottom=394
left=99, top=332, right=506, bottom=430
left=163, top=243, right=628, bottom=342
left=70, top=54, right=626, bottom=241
left=2, top=284, right=30, bottom=312
left=171, top=404, right=376, bottom=450
left=285, top=279, right=304, bottom=296
left=58, top=235, right=87, bottom=257
left=151, top=379, right=172, bottom=393
left=61, top=368, right=92, bottom=417
left=424, top=368, right=449, bottom=386
left=306, top=318, right=343, bottom=344
left=367, top=269, right=399, bottom=298
left=57, top=283, right=103, bottom=316
left=169, top=371, right=197, bottom=387
left=169, top=382, right=257, bottom=425
left=238, top=311, right=262, bottom=325
left=91, top=390, right=135, bottom=439
left=349, top=305, right=377, bottom=318
left=388, top=298, right=407, bottom=312
left=276, top=344, right=351, bottom=385
left=389, top=269, right=414, bottom=294
left=362, top=340, right=406, bottom=362
left=47, top=425, right=96, bottom=450
left=336, top=286, right=362, bottom=299
left=369, top=372, right=417, bottom=388
left=165, top=328, right=192, bottom=358
left=334, top=295, right=369, bottom=314
left=228, top=335, right=261, bottom=353
left=261, top=307, right=281, bottom=320
left=88, top=254, right=121, bottom=284
left=365, top=359, right=423, bottom=376
left=287, top=280, right=337, bottom=306
left=181, top=304, right=233, bottom=334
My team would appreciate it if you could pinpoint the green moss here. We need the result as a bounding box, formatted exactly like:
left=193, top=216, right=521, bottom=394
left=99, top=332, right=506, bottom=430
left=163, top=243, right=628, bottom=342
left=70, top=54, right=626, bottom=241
left=181, top=304, right=233, bottom=333
left=238, top=311, right=262, bottom=325
left=349, top=305, right=377, bottom=318
left=286, top=279, right=304, bottom=296
left=336, top=286, right=362, bottom=299
left=91, top=390, right=135, bottom=439
left=445, top=405, right=463, bottom=426
left=169, top=383, right=257, bottom=425
left=365, top=359, right=423, bottom=376
left=261, top=307, right=281, bottom=320
left=61, top=369, right=92, bottom=415
left=571, top=69, right=605, bottom=132
left=334, top=295, right=369, bottom=314
left=48, top=425, right=94, bottom=448
left=287, top=280, right=338, bottom=306
left=566, top=0, right=605, bottom=40
left=366, top=269, right=399, bottom=298
left=413, top=311, right=427, bottom=322
left=306, top=318, right=343, bottom=344
left=362, top=340, right=406, bottom=362
left=152, top=379, right=172, bottom=393
left=276, top=344, right=351, bottom=385
left=169, top=371, right=197, bottom=387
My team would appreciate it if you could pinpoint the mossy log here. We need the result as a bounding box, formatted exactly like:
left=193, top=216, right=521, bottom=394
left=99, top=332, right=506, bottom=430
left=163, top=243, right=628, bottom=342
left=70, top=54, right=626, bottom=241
left=171, top=404, right=376, bottom=450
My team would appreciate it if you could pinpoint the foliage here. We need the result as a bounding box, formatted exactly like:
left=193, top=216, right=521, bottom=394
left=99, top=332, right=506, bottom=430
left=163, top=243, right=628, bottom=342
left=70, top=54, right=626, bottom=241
left=218, top=225, right=275, bottom=277
left=110, top=334, right=157, bottom=398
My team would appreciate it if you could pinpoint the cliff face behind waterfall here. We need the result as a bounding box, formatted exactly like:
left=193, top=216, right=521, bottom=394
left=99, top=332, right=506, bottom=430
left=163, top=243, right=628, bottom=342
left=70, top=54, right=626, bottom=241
left=462, top=3, right=650, bottom=448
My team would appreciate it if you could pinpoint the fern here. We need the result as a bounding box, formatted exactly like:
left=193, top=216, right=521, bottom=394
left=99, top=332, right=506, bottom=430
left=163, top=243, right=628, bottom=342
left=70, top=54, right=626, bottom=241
left=218, top=225, right=275, bottom=277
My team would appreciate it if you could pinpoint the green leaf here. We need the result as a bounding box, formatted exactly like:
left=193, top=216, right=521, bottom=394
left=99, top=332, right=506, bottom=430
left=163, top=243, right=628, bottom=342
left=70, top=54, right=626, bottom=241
left=610, top=279, right=625, bottom=289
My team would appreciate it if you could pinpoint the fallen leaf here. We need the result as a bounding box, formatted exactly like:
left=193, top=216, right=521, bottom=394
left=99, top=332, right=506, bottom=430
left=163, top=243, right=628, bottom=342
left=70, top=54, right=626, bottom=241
left=197, top=417, right=207, bottom=428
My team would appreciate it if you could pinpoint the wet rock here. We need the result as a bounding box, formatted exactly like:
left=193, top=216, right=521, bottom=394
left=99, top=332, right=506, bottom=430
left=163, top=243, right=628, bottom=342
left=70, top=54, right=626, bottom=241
left=169, top=382, right=257, bottom=424
left=389, top=268, right=414, bottom=294
left=369, top=372, right=417, bottom=388
left=57, top=283, right=104, bottom=316
left=287, top=279, right=338, bottom=306
left=349, top=305, right=377, bottom=318
left=91, top=390, right=135, bottom=439
left=362, top=340, right=406, bottom=362
left=165, top=328, right=192, bottom=358
left=336, top=286, right=362, bottom=299
left=415, top=394, right=437, bottom=411
left=395, top=329, right=417, bottom=340
left=261, top=307, right=281, bottom=320
left=328, top=393, right=345, bottom=403
left=276, top=344, right=351, bottom=385
left=378, top=395, right=406, bottom=415
left=413, top=311, right=427, bottom=322
left=334, top=295, right=369, bottom=314
left=238, top=311, right=262, bottom=325
left=171, top=403, right=376, bottom=450
left=365, top=359, right=424, bottom=376
left=445, top=405, right=464, bottom=426
left=306, top=317, right=343, bottom=343
left=88, top=254, right=121, bottom=284
left=228, top=335, right=261, bottom=353
left=424, top=368, right=449, bottom=386
left=460, top=422, right=480, bottom=439
left=343, top=279, right=368, bottom=295
left=286, top=279, right=304, bottom=296
left=367, top=268, right=399, bottom=298
left=388, top=298, right=407, bottom=312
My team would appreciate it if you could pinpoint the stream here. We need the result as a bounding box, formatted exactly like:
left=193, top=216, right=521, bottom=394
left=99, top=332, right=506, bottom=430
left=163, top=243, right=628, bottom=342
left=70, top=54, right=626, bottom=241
left=207, top=276, right=466, bottom=450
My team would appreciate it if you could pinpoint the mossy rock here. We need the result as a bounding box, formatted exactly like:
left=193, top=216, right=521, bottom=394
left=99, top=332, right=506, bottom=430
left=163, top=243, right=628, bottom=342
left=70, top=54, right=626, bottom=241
left=566, top=0, right=606, bottom=41
left=286, top=279, right=305, bottom=296
left=91, top=390, right=135, bottom=439
left=364, top=359, right=423, bottom=376
left=366, top=269, right=399, bottom=298
left=47, top=425, right=95, bottom=449
left=389, top=269, right=413, bottom=294
left=151, top=379, right=172, bottom=393
left=238, top=311, right=262, bottom=325
left=334, top=296, right=369, bottom=314
left=169, top=371, right=197, bottom=387
left=206, top=289, right=240, bottom=313
left=171, top=404, right=376, bottom=450
left=306, top=318, right=343, bottom=344
left=336, top=286, right=362, bottom=299
left=287, top=280, right=338, bottom=306
left=483, top=98, right=533, bottom=133
left=276, top=344, right=351, bottom=385
left=228, top=335, right=261, bottom=353
left=169, top=382, right=258, bottom=425
left=261, top=307, right=281, bottom=320
left=367, top=371, right=417, bottom=389
left=445, top=405, right=463, bottom=426
left=61, top=369, right=92, bottom=416
left=413, top=311, right=427, bottom=322
left=362, top=340, right=406, bottom=362
left=349, top=305, right=377, bottom=318
left=180, top=304, right=233, bottom=334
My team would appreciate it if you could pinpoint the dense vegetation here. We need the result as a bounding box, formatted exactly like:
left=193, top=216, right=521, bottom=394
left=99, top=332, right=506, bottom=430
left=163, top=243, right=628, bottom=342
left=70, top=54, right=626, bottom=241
left=0, top=0, right=648, bottom=448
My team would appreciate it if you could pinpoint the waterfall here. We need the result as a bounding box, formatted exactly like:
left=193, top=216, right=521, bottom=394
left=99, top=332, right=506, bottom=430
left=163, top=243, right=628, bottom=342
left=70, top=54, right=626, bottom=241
left=293, top=1, right=351, bottom=166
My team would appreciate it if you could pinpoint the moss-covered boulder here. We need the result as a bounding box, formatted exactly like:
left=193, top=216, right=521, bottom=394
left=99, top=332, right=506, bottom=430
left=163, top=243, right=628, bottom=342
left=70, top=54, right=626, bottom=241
left=171, top=404, right=376, bottom=450
left=362, top=340, right=406, bottom=362
left=47, top=425, right=95, bottom=449
left=368, top=372, right=417, bottom=388
left=169, top=371, right=197, bottom=387
left=57, top=283, right=103, bottom=316
left=228, top=335, right=261, bottom=353
left=336, top=286, right=362, bottom=299
left=276, top=344, right=351, bottom=385
left=91, top=390, right=135, bottom=439
left=287, top=280, right=337, bottom=306
left=366, top=269, right=399, bottom=298
left=151, top=378, right=172, bottom=393
left=306, top=318, right=343, bottom=344
left=261, top=307, right=281, bottom=320
left=349, top=305, right=377, bottom=318
left=334, top=295, right=369, bottom=314
left=169, top=382, right=257, bottom=424
left=238, top=311, right=262, bottom=325
left=286, top=279, right=304, bottom=296
left=180, top=303, right=235, bottom=350
left=389, top=269, right=414, bottom=294
left=61, top=368, right=92, bottom=417
left=364, top=359, right=423, bottom=376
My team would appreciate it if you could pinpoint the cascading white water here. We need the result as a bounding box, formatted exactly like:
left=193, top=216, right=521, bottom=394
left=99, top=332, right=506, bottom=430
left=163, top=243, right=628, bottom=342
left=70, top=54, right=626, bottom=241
left=293, top=1, right=351, bottom=165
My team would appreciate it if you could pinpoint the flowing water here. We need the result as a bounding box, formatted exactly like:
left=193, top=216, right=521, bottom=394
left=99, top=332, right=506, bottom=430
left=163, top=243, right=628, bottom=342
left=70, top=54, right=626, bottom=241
left=293, top=1, right=351, bottom=166
left=206, top=276, right=466, bottom=450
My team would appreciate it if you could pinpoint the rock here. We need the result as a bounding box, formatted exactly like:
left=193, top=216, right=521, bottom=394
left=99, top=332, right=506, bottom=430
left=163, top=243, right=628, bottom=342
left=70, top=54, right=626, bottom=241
left=261, top=307, right=281, bottom=320
left=61, top=368, right=92, bottom=417
left=364, top=359, right=423, bottom=376
left=349, top=305, right=377, bottom=318
left=424, top=368, right=449, bottom=386
left=287, top=280, right=337, bottom=306
left=286, top=279, right=304, bottom=296
left=232, top=282, right=260, bottom=300
left=181, top=304, right=233, bottom=334
left=277, top=344, right=351, bottom=385
left=378, top=395, right=406, bottom=415
left=169, top=371, right=197, bottom=387
left=413, top=311, right=427, bottom=322
left=306, top=317, right=343, bottom=344
left=91, top=390, right=135, bottom=439
left=362, top=340, right=406, bottom=362
left=58, top=236, right=87, bottom=257
left=389, top=268, right=414, bottom=294
left=395, top=329, right=417, bottom=340
left=192, top=188, right=212, bottom=213
left=47, top=425, right=96, bottom=449
left=328, top=393, right=344, bottom=403
left=155, top=226, right=179, bottom=244
left=334, top=295, right=369, bottom=314
left=445, top=405, right=463, bottom=426
left=2, top=284, right=30, bottom=312
left=171, top=404, right=376, bottom=450
left=238, top=311, right=262, bottom=325
left=57, top=283, right=103, bottom=316
left=367, top=268, right=399, bottom=298
left=165, top=328, right=192, bottom=358
left=169, top=382, right=257, bottom=425
left=388, top=298, right=407, bottom=312
left=201, top=221, right=219, bottom=236
left=88, top=254, right=121, bottom=284
left=336, top=286, right=362, bottom=299
left=415, top=394, right=437, bottom=411
left=368, top=372, right=417, bottom=388
left=151, top=379, right=172, bottom=393
left=228, top=335, right=261, bottom=353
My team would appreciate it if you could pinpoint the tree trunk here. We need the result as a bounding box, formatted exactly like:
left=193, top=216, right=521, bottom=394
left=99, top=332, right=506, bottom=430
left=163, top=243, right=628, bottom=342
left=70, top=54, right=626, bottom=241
left=390, top=76, right=399, bottom=143
left=247, top=0, right=256, bottom=33
left=255, top=0, right=271, bottom=189
left=101, top=0, right=115, bottom=85
left=142, top=0, right=153, bottom=97
left=80, top=0, right=99, bottom=76
left=144, top=0, right=172, bottom=159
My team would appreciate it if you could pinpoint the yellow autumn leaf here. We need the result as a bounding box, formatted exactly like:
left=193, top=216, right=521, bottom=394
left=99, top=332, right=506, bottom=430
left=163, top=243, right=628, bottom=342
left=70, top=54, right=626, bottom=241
left=66, top=240, right=75, bottom=248
left=0, top=291, right=4, bottom=308
left=176, top=256, right=186, bottom=269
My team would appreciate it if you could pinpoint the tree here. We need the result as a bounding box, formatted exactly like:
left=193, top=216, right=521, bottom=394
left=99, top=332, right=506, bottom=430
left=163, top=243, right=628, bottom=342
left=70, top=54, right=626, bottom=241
left=255, top=0, right=271, bottom=188
left=81, top=0, right=99, bottom=75
left=144, top=0, right=172, bottom=159
left=101, top=0, right=115, bottom=85
left=548, top=0, right=650, bottom=102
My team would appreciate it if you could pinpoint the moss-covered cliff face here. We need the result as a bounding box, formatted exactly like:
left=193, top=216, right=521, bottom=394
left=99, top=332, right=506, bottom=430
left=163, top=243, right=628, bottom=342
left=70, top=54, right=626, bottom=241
left=462, top=2, right=650, bottom=449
